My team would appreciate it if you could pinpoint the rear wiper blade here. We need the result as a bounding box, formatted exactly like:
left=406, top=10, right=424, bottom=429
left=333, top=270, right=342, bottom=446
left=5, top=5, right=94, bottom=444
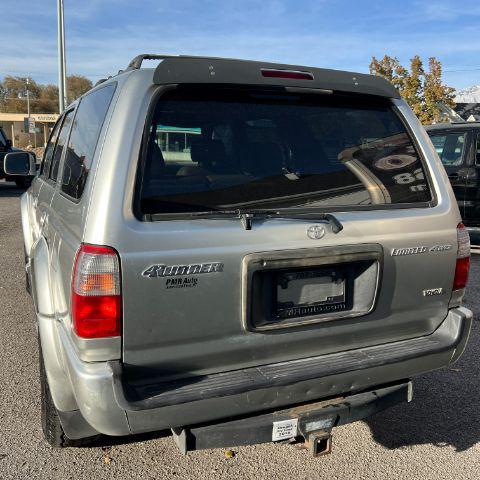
left=234, top=209, right=343, bottom=233
left=187, top=209, right=275, bottom=230
left=279, top=211, right=343, bottom=234
left=153, top=209, right=343, bottom=233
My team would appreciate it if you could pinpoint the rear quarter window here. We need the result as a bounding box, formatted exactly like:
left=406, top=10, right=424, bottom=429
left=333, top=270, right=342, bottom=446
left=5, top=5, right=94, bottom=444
left=41, top=117, right=63, bottom=179
left=49, top=110, right=74, bottom=182
left=61, top=83, right=116, bottom=200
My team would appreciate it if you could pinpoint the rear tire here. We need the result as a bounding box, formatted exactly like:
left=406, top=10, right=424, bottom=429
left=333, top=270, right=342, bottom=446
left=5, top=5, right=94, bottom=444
left=39, top=344, right=78, bottom=447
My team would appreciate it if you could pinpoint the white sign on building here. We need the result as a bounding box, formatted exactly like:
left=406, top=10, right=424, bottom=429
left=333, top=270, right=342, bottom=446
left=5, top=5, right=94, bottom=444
left=27, top=117, right=36, bottom=134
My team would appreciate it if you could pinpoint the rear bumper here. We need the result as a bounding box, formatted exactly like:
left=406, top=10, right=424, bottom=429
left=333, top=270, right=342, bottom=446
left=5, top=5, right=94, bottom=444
left=59, top=306, right=472, bottom=438
left=172, top=381, right=412, bottom=453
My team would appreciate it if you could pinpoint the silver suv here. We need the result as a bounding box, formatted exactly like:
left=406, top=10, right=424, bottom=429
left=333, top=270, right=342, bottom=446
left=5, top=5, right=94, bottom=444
left=5, top=54, right=473, bottom=454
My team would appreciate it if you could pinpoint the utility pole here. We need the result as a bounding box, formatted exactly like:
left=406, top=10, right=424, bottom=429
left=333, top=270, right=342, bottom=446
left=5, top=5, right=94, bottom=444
left=26, top=77, right=30, bottom=118
left=57, top=0, right=67, bottom=112
left=26, top=77, right=32, bottom=147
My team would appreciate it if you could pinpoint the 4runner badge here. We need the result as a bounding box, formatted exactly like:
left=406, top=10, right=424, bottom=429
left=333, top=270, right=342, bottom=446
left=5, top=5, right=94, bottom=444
left=142, top=262, right=224, bottom=278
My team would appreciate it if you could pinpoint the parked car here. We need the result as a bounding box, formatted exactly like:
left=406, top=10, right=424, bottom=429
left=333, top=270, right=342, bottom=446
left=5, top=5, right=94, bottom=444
left=5, top=54, right=472, bottom=455
left=0, top=126, right=36, bottom=188
left=426, top=122, right=480, bottom=229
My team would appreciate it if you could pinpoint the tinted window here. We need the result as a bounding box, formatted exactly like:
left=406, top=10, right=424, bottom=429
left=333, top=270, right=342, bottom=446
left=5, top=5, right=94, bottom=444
left=139, top=88, right=432, bottom=215
left=41, top=119, right=63, bottom=178
left=429, top=132, right=466, bottom=166
left=49, top=110, right=74, bottom=182
left=61, top=83, right=116, bottom=199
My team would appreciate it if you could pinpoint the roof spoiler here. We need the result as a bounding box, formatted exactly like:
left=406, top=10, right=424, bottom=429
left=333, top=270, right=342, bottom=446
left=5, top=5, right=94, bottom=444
left=125, top=54, right=401, bottom=99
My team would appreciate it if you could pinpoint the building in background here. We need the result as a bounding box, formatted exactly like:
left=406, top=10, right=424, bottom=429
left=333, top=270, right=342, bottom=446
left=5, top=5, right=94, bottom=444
left=0, top=113, right=59, bottom=149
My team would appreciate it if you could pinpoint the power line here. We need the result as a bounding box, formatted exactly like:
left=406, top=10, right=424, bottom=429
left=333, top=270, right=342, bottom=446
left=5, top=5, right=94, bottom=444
left=444, top=67, right=480, bottom=73
left=1, top=98, right=55, bottom=102
left=1, top=69, right=105, bottom=78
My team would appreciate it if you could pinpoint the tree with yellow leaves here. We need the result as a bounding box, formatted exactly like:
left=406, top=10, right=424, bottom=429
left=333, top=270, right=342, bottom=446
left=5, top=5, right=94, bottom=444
left=369, top=55, right=455, bottom=124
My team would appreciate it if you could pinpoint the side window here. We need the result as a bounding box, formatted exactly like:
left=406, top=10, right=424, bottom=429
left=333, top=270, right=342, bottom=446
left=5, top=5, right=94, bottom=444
left=41, top=118, right=63, bottom=179
left=429, top=132, right=466, bottom=166
left=61, top=83, right=116, bottom=199
left=49, top=110, right=74, bottom=182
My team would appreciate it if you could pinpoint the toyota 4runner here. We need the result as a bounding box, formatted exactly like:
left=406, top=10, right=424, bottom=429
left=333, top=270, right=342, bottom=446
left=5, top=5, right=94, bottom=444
left=5, top=55, right=473, bottom=455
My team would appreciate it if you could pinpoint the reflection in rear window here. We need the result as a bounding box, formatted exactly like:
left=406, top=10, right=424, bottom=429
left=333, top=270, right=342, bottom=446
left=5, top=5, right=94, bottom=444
left=138, top=88, right=432, bottom=215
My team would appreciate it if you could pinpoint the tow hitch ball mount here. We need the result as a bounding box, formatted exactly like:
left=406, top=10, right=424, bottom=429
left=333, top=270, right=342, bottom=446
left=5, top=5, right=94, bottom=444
left=303, top=429, right=333, bottom=457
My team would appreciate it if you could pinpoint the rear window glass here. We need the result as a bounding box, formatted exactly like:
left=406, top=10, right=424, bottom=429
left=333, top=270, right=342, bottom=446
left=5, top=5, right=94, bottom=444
left=429, top=132, right=466, bottom=166
left=138, top=88, right=432, bottom=215
left=61, top=83, right=116, bottom=199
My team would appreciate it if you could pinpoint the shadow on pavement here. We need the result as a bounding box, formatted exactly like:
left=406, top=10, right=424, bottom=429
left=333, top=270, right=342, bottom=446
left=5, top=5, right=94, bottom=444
left=365, top=256, right=480, bottom=452
left=0, top=182, right=25, bottom=198
left=82, top=429, right=171, bottom=449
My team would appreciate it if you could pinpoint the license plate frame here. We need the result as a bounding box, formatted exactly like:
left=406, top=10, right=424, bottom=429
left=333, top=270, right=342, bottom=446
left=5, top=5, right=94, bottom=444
left=274, top=267, right=348, bottom=321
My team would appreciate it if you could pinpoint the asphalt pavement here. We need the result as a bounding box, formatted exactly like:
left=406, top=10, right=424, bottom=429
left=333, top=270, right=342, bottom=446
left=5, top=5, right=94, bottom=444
left=0, top=181, right=479, bottom=480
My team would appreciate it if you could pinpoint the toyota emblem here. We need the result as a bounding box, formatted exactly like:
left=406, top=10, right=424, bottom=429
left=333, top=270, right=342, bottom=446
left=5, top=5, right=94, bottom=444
left=306, top=225, right=326, bottom=240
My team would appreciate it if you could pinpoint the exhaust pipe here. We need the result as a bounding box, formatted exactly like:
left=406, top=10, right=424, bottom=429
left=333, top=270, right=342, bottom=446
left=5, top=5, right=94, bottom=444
left=306, top=430, right=332, bottom=457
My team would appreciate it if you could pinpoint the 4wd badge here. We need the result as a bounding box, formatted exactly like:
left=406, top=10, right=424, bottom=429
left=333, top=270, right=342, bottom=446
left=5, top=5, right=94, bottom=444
left=423, top=288, right=443, bottom=297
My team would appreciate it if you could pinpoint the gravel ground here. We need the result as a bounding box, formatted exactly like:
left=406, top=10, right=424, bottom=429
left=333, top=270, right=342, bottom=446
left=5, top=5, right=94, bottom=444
left=0, top=180, right=479, bottom=480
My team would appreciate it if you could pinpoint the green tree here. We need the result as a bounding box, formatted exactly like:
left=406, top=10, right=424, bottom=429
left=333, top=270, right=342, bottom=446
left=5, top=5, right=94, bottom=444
left=423, top=57, right=456, bottom=123
left=0, top=76, right=42, bottom=113
left=369, top=55, right=456, bottom=124
left=402, top=55, right=424, bottom=121
left=0, top=74, right=93, bottom=114
left=369, top=55, right=408, bottom=95
left=67, top=75, right=92, bottom=104
left=37, top=84, right=59, bottom=113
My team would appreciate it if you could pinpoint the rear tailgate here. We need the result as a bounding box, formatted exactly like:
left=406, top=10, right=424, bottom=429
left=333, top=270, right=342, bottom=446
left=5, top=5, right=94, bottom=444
left=120, top=210, right=457, bottom=379
left=118, top=86, right=458, bottom=382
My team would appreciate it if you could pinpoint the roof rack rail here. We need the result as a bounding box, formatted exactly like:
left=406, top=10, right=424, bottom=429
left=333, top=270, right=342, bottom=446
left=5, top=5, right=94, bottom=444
left=126, top=53, right=245, bottom=71
left=127, top=54, right=179, bottom=70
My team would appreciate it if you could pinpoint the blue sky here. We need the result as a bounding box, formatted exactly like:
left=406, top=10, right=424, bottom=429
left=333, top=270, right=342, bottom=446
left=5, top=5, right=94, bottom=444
left=2, top=0, right=480, bottom=90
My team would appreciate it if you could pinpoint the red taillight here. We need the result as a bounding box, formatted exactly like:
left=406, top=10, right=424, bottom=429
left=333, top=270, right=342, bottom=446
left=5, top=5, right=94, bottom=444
left=261, top=68, right=314, bottom=80
left=453, top=223, right=470, bottom=291
left=71, top=244, right=121, bottom=338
